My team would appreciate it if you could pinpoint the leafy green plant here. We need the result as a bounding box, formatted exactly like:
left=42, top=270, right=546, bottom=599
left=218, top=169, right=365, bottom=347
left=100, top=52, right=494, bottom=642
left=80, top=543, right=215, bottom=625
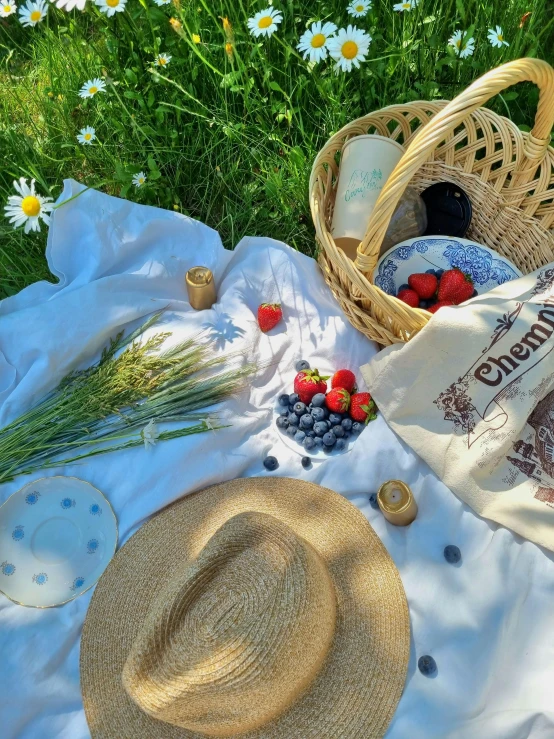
left=0, top=0, right=552, bottom=298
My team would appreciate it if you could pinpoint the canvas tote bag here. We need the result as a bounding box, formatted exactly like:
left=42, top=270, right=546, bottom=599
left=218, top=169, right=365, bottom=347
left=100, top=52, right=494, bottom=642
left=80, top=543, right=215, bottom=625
left=361, top=264, right=554, bottom=551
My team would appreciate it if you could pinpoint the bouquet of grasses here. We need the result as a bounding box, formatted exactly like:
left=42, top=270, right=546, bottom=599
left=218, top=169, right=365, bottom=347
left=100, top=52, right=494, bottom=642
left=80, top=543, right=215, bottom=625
left=0, top=312, right=255, bottom=484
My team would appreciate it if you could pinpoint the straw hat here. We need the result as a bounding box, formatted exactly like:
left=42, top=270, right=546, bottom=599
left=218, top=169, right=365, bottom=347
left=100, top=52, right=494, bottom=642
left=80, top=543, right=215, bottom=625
left=80, top=478, right=410, bottom=738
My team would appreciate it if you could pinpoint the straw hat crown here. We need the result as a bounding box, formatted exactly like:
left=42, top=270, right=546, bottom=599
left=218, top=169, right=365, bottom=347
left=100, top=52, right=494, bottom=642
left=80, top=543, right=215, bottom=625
left=122, top=511, right=337, bottom=737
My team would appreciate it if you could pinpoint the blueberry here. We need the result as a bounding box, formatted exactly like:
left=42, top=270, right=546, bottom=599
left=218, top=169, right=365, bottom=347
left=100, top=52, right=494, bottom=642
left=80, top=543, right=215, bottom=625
left=343, top=430, right=351, bottom=438
left=341, top=418, right=353, bottom=431
left=289, top=393, right=299, bottom=405
left=295, top=359, right=310, bottom=372
left=263, top=456, right=278, bottom=471
left=425, top=268, right=436, bottom=275
left=471, top=289, right=478, bottom=298
left=329, top=413, right=342, bottom=426
left=294, top=430, right=306, bottom=444
left=279, top=409, right=288, bottom=417
left=351, top=421, right=364, bottom=434
left=294, top=402, right=307, bottom=416
left=399, top=283, right=410, bottom=291
left=303, top=437, right=315, bottom=451
left=332, top=424, right=345, bottom=438
left=313, top=436, right=323, bottom=448
left=335, top=438, right=347, bottom=451
left=311, top=407, right=326, bottom=422
left=300, top=413, right=314, bottom=429
left=286, top=425, right=296, bottom=437
left=444, top=545, right=461, bottom=564
left=323, top=444, right=334, bottom=454
left=306, top=430, right=315, bottom=438
left=276, top=416, right=289, bottom=430
left=435, top=269, right=444, bottom=278
left=322, top=432, right=336, bottom=447
left=418, top=655, right=437, bottom=677
left=419, top=300, right=429, bottom=309
left=288, top=413, right=299, bottom=427
left=301, top=456, right=312, bottom=468
left=278, top=393, right=290, bottom=406
left=369, top=493, right=379, bottom=510
left=311, top=393, right=326, bottom=407
left=314, top=421, right=328, bottom=437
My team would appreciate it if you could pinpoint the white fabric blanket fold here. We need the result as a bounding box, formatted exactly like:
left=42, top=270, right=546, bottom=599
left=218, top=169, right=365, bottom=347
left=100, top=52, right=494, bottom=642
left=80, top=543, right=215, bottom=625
left=0, top=180, right=553, bottom=738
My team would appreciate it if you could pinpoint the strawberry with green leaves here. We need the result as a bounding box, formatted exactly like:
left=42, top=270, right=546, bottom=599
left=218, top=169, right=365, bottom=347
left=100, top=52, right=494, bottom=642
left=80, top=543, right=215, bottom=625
left=349, top=392, right=377, bottom=424
left=294, top=368, right=329, bottom=405
left=437, top=269, right=474, bottom=305
left=257, top=303, right=282, bottom=333
left=325, top=388, right=351, bottom=413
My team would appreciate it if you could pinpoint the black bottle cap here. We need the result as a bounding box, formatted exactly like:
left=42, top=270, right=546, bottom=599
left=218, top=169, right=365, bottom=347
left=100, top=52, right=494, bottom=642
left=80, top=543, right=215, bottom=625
left=420, top=182, right=472, bottom=237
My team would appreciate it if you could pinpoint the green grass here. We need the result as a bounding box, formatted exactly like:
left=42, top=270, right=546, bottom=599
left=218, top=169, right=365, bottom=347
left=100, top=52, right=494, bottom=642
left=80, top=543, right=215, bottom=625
left=0, top=0, right=553, bottom=299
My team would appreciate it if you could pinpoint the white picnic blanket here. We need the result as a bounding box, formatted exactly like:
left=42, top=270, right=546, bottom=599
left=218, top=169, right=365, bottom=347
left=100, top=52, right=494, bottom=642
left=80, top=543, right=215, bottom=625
left=1, top=180, right=554, bottom=739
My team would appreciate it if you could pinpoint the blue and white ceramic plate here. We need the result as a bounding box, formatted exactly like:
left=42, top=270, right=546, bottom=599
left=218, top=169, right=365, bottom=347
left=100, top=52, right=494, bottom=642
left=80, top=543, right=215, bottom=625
left=0, top=477, right=117, bottom=608
left=375, top=236, right=522, bottom=298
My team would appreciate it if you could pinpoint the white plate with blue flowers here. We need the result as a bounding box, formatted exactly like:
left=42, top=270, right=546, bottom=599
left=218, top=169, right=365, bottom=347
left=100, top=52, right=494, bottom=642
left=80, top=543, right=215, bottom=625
left=374, top=236, right=522, bottom=299
left=0, top=477, right=117, bottom=608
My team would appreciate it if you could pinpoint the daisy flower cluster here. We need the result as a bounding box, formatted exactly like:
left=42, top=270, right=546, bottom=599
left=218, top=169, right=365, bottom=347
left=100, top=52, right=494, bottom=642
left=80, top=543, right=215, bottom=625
left=448, top=24, right=509, bottom=58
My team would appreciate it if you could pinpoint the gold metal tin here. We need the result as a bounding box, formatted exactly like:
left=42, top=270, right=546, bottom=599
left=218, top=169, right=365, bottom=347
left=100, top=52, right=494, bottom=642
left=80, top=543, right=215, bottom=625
left=186, top=266, right=217, bottom=311
left=377, top=480, right=418, bottom=526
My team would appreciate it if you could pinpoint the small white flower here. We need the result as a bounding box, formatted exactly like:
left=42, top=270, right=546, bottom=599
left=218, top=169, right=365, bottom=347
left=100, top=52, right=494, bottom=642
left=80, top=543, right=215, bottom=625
left=449, top=29, right=475, bottom=58
left=18, top=0, right=47, bottom=26
left=247, top=7, right=282, bottom=38
left=79, top=78, right=107, bottom=98
left=95, top=0, right=125, bottom=16
left=77, top=126, right=96, bottom=145
left=155, top=52, right=172, bottom=67
left=348, top=0, right=371, bottom=17
left=141, top=419, right=159, bottom=449
left=488, top=25, right=509, bottom=48
left=393, top=0, right=418, bottom=11
left=1, top=1, right=17, bottom=16
left=4, top=178, right=54, bottom=234
left=297, top=21, right=337, bottom=63
left=133, top=171, right=147, bottom=188
left=152, top=0, right=170, bottom=5
left=52, top=0, right=86, bottom=10
left=328, top=25, right=371, bottom=73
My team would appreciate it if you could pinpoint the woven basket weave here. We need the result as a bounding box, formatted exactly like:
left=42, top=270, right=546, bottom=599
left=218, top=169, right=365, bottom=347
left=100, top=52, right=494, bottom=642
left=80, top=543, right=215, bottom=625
left=310, top=58, right=554, bottom=346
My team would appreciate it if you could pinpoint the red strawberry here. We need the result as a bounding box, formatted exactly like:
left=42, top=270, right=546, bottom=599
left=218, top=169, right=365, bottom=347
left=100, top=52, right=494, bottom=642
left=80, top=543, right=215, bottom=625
left=257, top=303, right=282, bottom=332
left=294, top=368, right=329, bottom=404
left=325, top=388, right=351, bottom=413
left=397, top=288, right=419, bottom=308
left=408, top=273, right=438, bottom=299
left=437, top=269, right=474, bottom=305
left=350, top=392, right=377, bottom=424
left=331, top=369, right=357, bottom=393
left=428, top=300, right=454, bottom=314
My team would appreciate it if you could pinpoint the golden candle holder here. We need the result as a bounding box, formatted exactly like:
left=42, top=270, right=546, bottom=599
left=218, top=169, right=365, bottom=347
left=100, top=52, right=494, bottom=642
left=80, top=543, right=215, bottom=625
left=185, top=267, right=217, bottom=311
left=377, top=480, right=418, bottom=526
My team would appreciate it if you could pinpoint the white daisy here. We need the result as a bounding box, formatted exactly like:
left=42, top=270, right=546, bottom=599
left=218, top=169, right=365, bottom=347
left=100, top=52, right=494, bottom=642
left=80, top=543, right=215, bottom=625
left=328, top=25, right=371, bottom=73
left=18, top=0, right=47, bottom=26
left=95, top=0, right=126, bottom=16
left=155, top=52, right=172, bottom=67
left=141, top=419, right=159, bottom=449
left=52, top=0, right=86, bottom=10
left=77, top=126, right=96, bottom=145
left=488, top=25, right=509, bottom=48
left=1, top=1, right=17, bottom=17
left=297, top=21, right=337, bottom=63
left=347, top=0, right=371, bottom=18
left=79, top=78, right=107, bottom=98
left=247, top=7, right=282, bottom=38
left=393, top=0, right=418, bottom=11
left=449, top=29, right=475, bottom=58
left=4, top=178, right=54, bottom=234
left=132, top=171, right=147, bottom=188
left=152, top=0, right=170, bottom=4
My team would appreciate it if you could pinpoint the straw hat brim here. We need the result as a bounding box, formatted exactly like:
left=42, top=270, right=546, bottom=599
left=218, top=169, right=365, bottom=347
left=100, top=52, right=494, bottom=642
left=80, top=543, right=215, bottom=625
left=80, top=478, right=410, bottom=739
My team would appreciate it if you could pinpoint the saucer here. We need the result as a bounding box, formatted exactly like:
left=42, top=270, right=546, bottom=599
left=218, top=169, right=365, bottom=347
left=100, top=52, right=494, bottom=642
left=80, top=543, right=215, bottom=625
left=0, top=477, right=117, bottom=608
left=374, top=236, right=522, bottom=297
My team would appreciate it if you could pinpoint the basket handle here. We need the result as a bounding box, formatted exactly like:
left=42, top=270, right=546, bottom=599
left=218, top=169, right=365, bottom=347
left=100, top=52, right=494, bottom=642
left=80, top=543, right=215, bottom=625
left=354, top=58, right=554, bottom=274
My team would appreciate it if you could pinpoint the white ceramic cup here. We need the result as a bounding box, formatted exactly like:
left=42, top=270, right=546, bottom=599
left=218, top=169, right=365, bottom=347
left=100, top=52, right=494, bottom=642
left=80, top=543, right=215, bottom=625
left=331, top=135, right=405, bottom=261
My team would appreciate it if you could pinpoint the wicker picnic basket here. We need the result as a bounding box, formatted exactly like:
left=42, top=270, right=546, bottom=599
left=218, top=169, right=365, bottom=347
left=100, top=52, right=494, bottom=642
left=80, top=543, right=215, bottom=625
left=310, top=58, right=554, bottom=345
